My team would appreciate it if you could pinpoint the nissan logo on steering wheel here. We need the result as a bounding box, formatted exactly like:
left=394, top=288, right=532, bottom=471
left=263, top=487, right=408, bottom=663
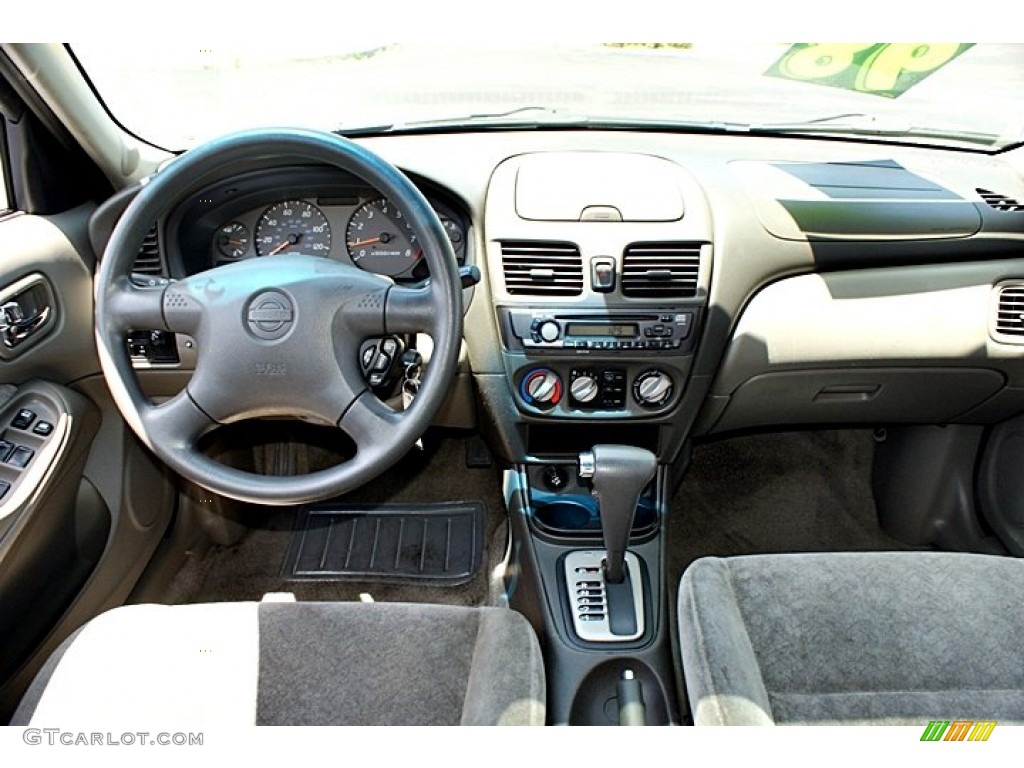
left=246, top=290, right=294, bottom=340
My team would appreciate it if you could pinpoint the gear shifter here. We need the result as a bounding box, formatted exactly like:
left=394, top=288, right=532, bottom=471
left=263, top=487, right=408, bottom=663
left=564, top=445, right=657, bottom=642
left=579, top=445, right=657, bottom=583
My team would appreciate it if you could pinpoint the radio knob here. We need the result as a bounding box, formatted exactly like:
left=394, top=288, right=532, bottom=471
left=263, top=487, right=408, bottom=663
left=570, top=374, right=599, bottom=404
left=537, top=320, right=561, bottom=343
left=521, top=368, right=563, bottom=407
left=633, top=369, right=674, bottom=408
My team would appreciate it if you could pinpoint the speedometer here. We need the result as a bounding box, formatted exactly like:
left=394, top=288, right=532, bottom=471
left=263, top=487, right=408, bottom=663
left=345, top=198, right=422, bottom=276
left=255, top=200, right=332, bottom=257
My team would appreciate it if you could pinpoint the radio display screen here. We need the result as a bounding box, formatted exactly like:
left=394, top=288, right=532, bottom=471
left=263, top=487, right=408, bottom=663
left=566, top=322, right=638, bottom=338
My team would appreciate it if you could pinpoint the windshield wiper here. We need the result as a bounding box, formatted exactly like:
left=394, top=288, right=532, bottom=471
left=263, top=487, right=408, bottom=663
left=335, top=110, right=750, bottom=137
left=744, top=113, right=1001, bottom=146
left=335, top=109, right=1001, bottom=148
left=335, top=106, right=584, bottom=136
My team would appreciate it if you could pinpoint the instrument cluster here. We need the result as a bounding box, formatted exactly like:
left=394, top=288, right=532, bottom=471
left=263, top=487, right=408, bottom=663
left=203, top=191, right=467, bottom=279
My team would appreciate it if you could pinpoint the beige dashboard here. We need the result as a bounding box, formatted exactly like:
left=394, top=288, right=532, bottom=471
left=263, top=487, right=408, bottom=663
left=101, top=128, right=1024, bottom=463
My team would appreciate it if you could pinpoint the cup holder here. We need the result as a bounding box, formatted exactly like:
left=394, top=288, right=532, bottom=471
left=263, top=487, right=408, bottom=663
left=535, top=498, right=593, bottom=529
left=531, top=491, right=657, bottom=536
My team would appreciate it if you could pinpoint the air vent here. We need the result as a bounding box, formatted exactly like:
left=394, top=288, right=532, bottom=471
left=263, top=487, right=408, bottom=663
left=621, top=242, right=702, bottom=298
left=977, top=188, right=1024, bottom=212
left=132, top=225, right=163, bottom=275
left=994, top=283, right=1024, bottom=341
left=500, top=241, right=583, bottom=296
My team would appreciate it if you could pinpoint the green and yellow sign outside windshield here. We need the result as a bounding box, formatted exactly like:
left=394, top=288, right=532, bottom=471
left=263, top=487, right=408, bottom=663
left=767, top=44, right=974, bottom=98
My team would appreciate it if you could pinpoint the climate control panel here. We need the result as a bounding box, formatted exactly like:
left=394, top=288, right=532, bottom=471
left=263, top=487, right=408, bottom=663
left=515, top=365, right=677, bottom=415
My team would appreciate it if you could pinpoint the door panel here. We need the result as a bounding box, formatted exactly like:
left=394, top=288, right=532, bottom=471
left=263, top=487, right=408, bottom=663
left=0, top=202, right=179, bottom=724
left=0, top=205, right=107, bottom=712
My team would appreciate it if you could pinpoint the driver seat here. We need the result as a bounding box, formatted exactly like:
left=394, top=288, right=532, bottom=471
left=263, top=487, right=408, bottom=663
left=11, top=601, right=546, bottom=726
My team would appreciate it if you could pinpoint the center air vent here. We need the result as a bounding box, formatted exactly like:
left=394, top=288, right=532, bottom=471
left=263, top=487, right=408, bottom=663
left=994, top=283, right=1024, bottom=343
left=621, top=242, right=702, bottom=298
left=132, top=225, right=164, bottom=275
left=977, top=188, right=1024, bottom=212
left=501, top=241, right=583, bottom=296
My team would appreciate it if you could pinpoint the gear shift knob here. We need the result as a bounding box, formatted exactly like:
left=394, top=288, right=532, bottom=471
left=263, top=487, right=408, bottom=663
left=579, top=445, right=657, bottom=583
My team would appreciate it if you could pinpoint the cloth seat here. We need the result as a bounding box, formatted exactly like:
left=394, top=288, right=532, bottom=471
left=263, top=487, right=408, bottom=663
left=12, top=601, right=545, bottom=726
left=678, top=551, right=1024, bottom=725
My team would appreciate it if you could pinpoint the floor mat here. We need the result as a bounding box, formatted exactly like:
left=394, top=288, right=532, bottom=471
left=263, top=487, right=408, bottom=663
left=283, top=502, right=485, bottom=584
left=149, top=434, right=509, bottom=606
left=667, top=430, right=919, bottom=587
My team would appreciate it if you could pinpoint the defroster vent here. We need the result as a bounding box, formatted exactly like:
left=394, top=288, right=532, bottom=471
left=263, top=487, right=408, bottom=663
left=501, top=241, right=583, bottom=296
left=977, top=188, right=1024, bottom=213
left=133, top=225, right=164, bottom=275
left=622, top=242, right=702, bottom=298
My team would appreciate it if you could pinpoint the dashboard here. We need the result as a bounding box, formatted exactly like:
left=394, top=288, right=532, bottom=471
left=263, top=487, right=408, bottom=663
left=91, top=128, right=1024, bottom=466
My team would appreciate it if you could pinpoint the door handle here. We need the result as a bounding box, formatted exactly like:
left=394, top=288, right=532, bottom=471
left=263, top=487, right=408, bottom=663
left=0, top=301, right=51, bottom=348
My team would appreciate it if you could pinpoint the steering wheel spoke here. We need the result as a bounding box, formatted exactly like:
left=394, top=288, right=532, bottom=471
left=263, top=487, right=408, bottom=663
left=338, top=391, right=404, bottom=445
left=102, top=275, right=206, bottom=338
left=138, top=391, right=216, bottom=455
left=385, top=284, right=438, bottom=335
left=103, top=277, right=169, bottom=333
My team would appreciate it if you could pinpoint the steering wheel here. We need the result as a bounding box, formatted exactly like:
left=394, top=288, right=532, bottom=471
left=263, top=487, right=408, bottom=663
left=94, top=128, right=463, bottom=505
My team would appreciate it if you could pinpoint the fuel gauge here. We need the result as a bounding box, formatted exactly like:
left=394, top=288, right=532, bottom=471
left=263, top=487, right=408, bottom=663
left=438, top=213, right=465, bottom=262
left=216, top=222, right=250, bottom=259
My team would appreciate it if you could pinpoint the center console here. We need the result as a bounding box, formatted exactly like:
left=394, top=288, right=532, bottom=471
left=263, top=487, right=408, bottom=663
left=504, top=457, right=678, bottom=725
left=482, top=151, right=714, bottom=724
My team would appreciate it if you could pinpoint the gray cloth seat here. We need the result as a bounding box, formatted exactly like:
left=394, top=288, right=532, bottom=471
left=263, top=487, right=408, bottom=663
left=12, top=601, right=545, bottom=726
left=678, top=551, right=1024, bottom=725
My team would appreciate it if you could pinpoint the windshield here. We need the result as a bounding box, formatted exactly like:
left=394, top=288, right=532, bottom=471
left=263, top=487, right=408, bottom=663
left=71, top=43, right=1024, bottom=151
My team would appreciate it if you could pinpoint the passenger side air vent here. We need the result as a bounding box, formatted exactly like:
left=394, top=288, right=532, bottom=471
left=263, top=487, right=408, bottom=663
left=621, top=242, right=701, bottom=298
left=132, top=225, right=164, bottom=275
left=993, top=283, right=1024, bottom=343
left=977, top=188, right=1024, bottom=212
left=500, top=241, right=583, bottom=296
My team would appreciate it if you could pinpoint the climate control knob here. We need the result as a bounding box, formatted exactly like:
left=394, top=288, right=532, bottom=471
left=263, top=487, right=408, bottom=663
left=521, top=368, right=563, bottom=407
left=570, top=374, right=599, bottom=404
left=633, top=369, right=674, bottom=408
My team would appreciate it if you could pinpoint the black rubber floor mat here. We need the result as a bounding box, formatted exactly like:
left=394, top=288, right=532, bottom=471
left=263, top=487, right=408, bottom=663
left=283, top=502, right=485, bottom=585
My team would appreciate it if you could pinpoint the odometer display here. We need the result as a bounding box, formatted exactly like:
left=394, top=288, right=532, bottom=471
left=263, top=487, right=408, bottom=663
left=345, top=198, right=422, bottom=276
left=255, top=200, right=332, bottom=257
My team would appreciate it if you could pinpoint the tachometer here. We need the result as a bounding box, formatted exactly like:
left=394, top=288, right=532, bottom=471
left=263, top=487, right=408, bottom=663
left=255, top=200, right=332, bottom=257
left=345, top=198, right=421, bottom=276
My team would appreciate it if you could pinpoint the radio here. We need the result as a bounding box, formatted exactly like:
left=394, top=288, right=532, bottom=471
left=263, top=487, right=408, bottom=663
left=502, top=308, right=696, bottom=353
